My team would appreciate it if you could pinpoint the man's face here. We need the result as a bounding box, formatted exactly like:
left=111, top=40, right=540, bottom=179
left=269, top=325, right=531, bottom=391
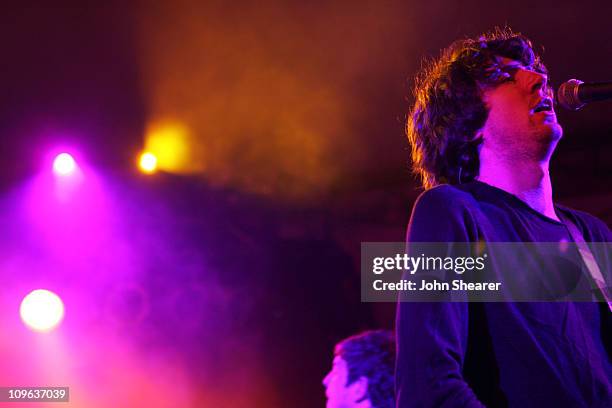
left=322, top=356, right=363, bottom=408
left=480, top=57, right=563, bottom=160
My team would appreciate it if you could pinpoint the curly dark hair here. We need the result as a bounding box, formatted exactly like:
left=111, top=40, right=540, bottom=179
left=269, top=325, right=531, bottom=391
left=407, top=27, right=547, bottom=189
left=335, top=330, right=395, bottom=408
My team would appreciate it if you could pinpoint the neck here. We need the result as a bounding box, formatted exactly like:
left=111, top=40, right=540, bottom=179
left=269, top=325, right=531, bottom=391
left=477, top=146, right=559, bottom=221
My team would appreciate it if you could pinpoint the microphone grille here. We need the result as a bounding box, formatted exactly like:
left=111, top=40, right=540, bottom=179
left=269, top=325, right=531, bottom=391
left=557, top=79, right=585, bottom=111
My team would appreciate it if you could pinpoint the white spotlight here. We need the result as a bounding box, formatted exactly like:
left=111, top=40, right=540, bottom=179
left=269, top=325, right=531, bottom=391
left=20, top=289, right=65, bottom=332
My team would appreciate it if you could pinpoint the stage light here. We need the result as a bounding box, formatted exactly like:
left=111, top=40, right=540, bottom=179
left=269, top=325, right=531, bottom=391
left=53, top=153, right=76, bottom=176
left=20, top=289, right=65, bottom=332
left=139, top=152, right=158, bottom=174
left=144, top=121, right=199, bottom=173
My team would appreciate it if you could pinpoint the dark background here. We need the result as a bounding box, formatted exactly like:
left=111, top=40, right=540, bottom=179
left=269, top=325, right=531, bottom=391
left=0, top=1, right=610, bottom=407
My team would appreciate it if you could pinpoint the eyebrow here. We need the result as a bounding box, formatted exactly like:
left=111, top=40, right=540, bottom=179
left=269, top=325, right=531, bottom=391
left=500, top=63, right=549, bottom=81
left=499, top=63, right=524, bottom=71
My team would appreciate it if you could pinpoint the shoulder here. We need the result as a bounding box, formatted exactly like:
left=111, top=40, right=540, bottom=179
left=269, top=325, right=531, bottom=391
left=414, top=183, right=477, bottom=206
left=556, top=204, right=612, bottom=242
left=408, top=184, right=478, bottom=242
left=412, top=184, right=478, bottom=216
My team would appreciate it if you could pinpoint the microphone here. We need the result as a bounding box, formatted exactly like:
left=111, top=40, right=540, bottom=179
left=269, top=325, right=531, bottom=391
left=557, top=79, right=612, bottom=111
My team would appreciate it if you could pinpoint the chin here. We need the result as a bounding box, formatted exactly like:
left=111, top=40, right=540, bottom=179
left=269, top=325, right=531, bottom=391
left=537, top=122, right=563, bottom=142
left=533, top=124, right=563, bottom=158
left=549, top=122, right=563, bottom=140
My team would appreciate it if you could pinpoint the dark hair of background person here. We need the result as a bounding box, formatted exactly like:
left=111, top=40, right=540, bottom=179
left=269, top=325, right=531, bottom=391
left=407, top=27, right=549, bottom=189
left=335, top=330, right=395, bottom=408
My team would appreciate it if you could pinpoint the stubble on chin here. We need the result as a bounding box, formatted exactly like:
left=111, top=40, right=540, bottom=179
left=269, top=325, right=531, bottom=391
left=529, top=122, right=563, bottom=161
left=537, top=121, right=563, bottom=143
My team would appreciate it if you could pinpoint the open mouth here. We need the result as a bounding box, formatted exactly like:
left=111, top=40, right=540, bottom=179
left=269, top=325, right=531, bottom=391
left=532, top=98, right=554, bottom=114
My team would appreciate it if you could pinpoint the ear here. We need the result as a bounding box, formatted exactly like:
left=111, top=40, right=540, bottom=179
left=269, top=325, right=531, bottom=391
left=347, top=376, right=369, bottom=403
left=475, top=128, right=485, bottom=141
left=474, top=129, right=486, bottom=149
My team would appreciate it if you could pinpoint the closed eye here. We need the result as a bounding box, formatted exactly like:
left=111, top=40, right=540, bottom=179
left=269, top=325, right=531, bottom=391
left=531, top=80, right=544, bottom=93
left=498, top=66, right=519, bottom=83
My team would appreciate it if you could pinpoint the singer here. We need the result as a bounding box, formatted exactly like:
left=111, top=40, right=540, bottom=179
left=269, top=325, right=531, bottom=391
left=396, top=28, right=611, bottom=407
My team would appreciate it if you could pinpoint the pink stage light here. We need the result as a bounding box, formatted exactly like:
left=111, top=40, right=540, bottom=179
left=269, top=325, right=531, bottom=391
left=53, top=153, right=77, bottom=176
left=20, top=289, right=65, bottom=332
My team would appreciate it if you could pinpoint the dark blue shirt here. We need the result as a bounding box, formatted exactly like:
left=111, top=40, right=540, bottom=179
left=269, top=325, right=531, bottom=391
left=396, top=181, right=612, bottom=408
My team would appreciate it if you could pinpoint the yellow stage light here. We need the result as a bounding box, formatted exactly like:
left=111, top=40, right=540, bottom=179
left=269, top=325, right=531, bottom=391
left=139, top=152, right=158, bottom=174
left=144, top=121, right=198, bottom=173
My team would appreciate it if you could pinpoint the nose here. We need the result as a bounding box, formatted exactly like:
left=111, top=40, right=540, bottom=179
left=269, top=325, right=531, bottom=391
left=525, top=70, right=551, bottom=97
left=323, top=371, right=331, bottom=387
